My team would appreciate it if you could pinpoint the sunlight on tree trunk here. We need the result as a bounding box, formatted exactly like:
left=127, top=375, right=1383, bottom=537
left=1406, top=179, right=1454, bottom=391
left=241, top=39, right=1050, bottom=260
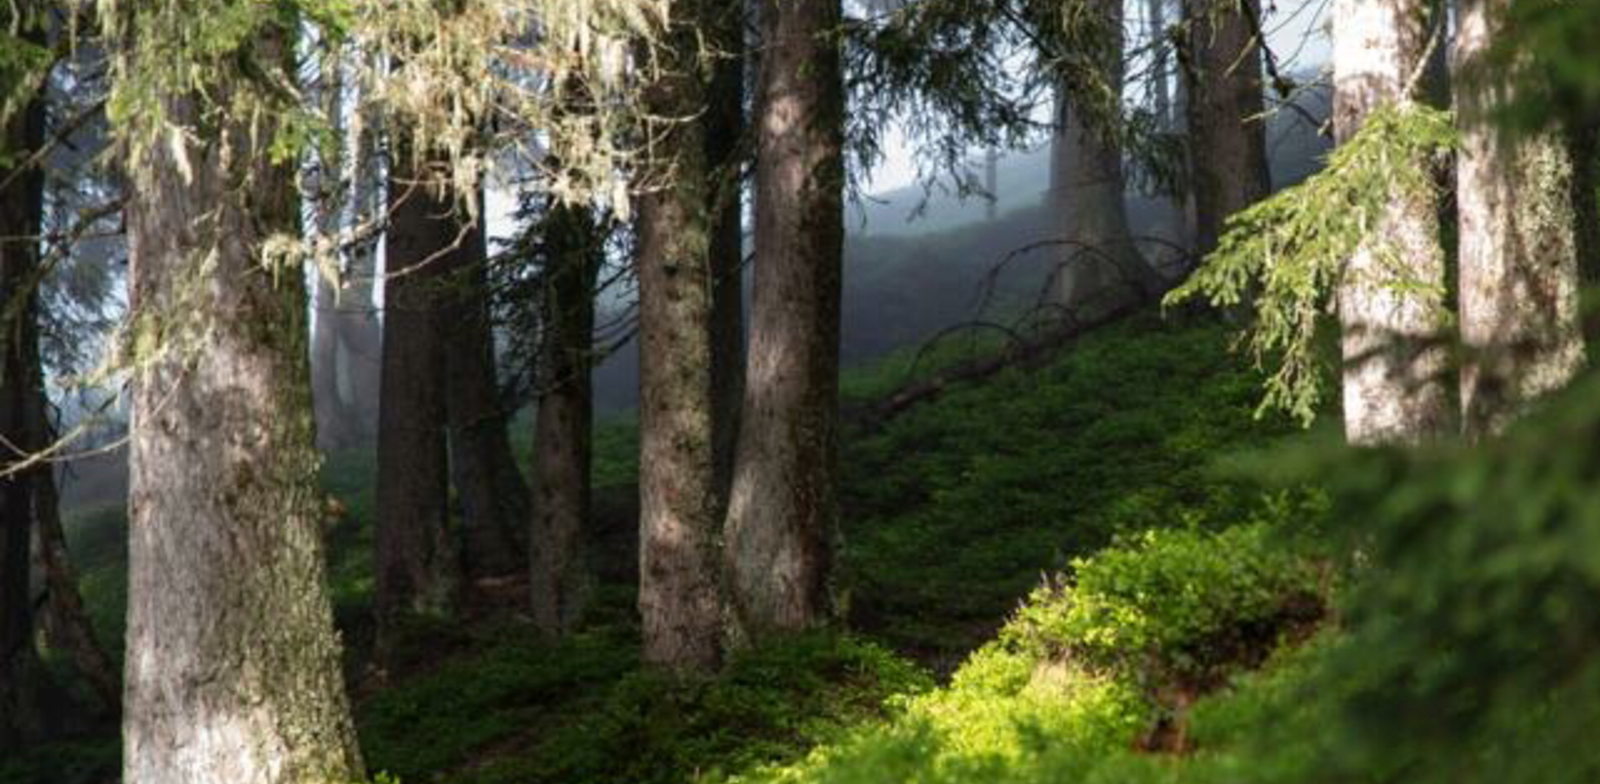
left=1331, top=0, right=1452, bottom=445
left=1455, top=0, right=1586, bottom=438
left=120, top=20, right=363, bottom=781
left=724, top=0, right=844, bottom=643
left=636, top=0, right=729, bottom=673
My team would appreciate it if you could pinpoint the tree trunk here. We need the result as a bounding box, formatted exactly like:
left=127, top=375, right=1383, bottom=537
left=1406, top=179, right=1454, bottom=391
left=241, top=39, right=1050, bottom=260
left=30, top=405, right=119, bottom=714
left=636, top=1, right=726, bottom=673
left=723, top=0, right=844, bottom=642
left=1049, top=0, right=1158, bottom=311
left=707, top=0, right=747, bottom=523
left=530, top=204, right=599, bottom=638
left=1330, top=0, right=1453, bottom=446
left=311, top=272, right=347, bottom=448
left=120, top=23, right=363, bottom=783
left=1455, top=0, right=1587, bottom=437
left=376, top=144, right=458, bottom=640
left=444, top=209, right=530, bottom=582
left=335, top=89, right=385, bottom=446
left=1181, top=0, right=1272, bottom=257
left=309, top=45, right=346, bottom=450
left=0, top=53, right=47, bottom=748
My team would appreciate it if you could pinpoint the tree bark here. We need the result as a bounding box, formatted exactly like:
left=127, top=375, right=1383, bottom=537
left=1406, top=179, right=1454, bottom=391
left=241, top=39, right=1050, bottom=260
left=724, top=0, right=844, bottom=642
left=443, top=210, right=530, bottom=582
left=636, top=1, right=727, bottom=673
left=376, top=143, right=458, bottom=640
left=1455, top=0, right=1587, bottom=437
left=1181, top=0, right=1272, bottom=257
left=1049, top=0, right=1159, bottom=311
left=0, top=50, right=48, bottom=748
left=707, top=0, right=747, bottom=523
left=120, top=22, right=363, bottom=783
left=530, top=204, right=599, bottom=638
left=1330, top=0, right=1453, bottom=445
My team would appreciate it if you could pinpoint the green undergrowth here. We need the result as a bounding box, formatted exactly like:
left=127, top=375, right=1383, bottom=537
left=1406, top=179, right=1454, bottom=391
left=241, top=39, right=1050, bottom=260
left=837, top=314, right=1304, bottom=661
left=738, top=364, right=1600, bottom=784
left=358, top=629, right=931, bottom=784
left=726, top=511, right=1336, bottom=784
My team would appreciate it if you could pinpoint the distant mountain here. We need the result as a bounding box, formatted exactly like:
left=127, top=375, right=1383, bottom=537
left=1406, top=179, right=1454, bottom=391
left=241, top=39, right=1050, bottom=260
left=854, top=86, right=1332, bottom=239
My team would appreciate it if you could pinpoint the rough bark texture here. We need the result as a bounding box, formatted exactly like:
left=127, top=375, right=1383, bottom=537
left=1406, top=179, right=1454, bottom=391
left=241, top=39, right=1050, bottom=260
left=1049, top=0, right=1158, bottom=311
left=637, top=3, right=725, bottom=672
left=530, top=204, right=599, bottom=638
left=1455, top=0, right=1586, bottom=437
left=376, top=145, right=458, bottom=639
left=0, top=58, right=47, bottom=749
left=724, top=0, right=844, bottom=642
left=121, top=27, right=362, bottom=784
left=707, top=0, right=748, bottom=521
left=1331, top=0, right=1453, bottom=445
left=1181, top=0, right=1272, bottom=257
left=443, top=212, right=530, bottom=582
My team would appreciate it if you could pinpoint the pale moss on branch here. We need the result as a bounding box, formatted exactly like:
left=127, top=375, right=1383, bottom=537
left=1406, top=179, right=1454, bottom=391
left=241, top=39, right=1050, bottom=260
left=1163, top=104, right=1457, bottom=426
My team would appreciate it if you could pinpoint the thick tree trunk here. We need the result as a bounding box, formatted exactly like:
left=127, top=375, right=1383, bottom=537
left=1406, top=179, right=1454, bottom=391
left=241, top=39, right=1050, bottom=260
left=1049, top=0, right=1158, bottom=311
left=444, top=211, right=530, bottom=581
left=376, top=146, right=458, bottom=639
left=0, top=60, right=47, bottom=749
left=530, top=204, right=599, bottom=638
left=1331, top=0, right=1453, bottom=445
left=1455, top=0, right=1586, bottom=437
left=1181, top=0, right=1272, bottom=257
left=121, top=25, right=363, bottom=783
left=724, top=0, right=844, bottom=642
left=707, top=0, right=747, bottom=521
left=636, top=2, right=725, bottom=673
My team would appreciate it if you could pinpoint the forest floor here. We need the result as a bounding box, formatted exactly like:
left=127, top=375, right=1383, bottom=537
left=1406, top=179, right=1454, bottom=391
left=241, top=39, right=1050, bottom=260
left=5, top=310, right=1320, bottom=784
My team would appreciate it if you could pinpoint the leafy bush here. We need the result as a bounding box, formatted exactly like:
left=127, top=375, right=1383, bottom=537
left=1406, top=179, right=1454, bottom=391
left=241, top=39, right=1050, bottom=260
left=1004, top=516, right=1328, bottom=695
left=1291, top=369, right=1600, bottom=784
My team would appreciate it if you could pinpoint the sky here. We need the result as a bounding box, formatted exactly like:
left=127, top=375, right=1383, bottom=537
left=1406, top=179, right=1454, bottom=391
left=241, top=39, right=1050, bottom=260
left=862, top=0, right=1332, bottom=194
